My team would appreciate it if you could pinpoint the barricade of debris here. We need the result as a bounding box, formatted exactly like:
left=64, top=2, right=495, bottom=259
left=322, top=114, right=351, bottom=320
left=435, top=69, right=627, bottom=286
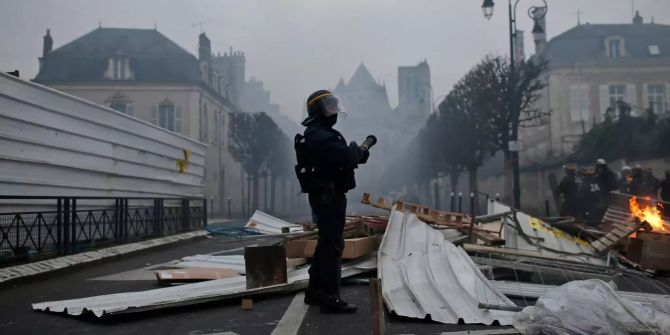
left=31, top=193, right=670, bottom=334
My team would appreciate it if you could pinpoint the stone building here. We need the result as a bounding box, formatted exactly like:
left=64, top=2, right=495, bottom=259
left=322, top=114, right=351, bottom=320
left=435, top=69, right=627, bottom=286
left=521, top=12, right=670, bottom=164
left=33, top=27, right=245, bottom=215
left=397, top=60, right=432, bottom=119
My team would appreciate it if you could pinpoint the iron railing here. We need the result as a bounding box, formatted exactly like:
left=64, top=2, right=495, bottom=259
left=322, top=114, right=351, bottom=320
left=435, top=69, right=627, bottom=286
left=0, top=196, right=207, bottom=263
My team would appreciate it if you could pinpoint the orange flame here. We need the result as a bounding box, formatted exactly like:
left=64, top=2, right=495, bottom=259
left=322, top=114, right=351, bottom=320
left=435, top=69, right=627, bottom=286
left=629, top=197, right=667, bottom=232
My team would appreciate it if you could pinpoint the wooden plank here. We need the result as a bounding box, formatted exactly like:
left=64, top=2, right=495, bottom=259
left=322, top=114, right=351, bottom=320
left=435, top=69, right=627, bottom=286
left=463, top=244, right=599, bottom=262
left=155, top=267, right=240, bottom=284
left=370, top=278, right=384, bottom=335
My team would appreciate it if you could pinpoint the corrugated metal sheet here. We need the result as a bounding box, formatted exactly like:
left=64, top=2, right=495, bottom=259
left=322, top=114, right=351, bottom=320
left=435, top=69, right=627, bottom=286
left=379, top=209, right=518, bottom=325
left=486, top=202, right=604, bottom=265
left=32, top=255, right=376, bottom=317
left=245, top=210, right=303, bottom=234
left=0, top=72, right=206, bottom=204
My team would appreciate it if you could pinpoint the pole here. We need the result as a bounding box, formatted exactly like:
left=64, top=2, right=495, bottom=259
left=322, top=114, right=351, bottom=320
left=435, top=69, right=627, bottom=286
left=508, top=0, right=521, bottom=209
left=469, top=193, right=476, bottom=243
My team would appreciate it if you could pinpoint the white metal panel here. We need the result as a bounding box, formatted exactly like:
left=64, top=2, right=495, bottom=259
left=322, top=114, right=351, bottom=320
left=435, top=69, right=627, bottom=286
left=31, top=255, right=376, bottom=317
left=379, top=209, right=517, bottom=325
left=0, top=72, right=207, bottom=200
left=245, top=210, right=303, bottom=234
left=488, top=202, right=605, bottom=265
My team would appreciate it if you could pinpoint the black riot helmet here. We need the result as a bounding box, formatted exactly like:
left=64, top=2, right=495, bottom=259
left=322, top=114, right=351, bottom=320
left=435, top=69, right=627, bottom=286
left=301, top=90, right=345, bottom=127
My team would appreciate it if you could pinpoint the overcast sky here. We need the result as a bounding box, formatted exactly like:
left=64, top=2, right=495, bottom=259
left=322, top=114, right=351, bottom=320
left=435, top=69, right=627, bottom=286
left=1, top=0, right=669, bottom=122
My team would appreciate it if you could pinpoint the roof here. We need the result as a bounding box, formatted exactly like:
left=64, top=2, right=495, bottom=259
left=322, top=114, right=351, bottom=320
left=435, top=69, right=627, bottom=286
left=347, top=63, right=379, bottom=88
left=543, top=22, right=670, bottom=67
left=35, top=28, right=201, bottom=83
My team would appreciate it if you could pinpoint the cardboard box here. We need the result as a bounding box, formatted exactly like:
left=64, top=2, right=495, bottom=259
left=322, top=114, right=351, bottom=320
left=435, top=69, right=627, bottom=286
left=286, top=235, right=382, bottom=259
left=627, top=232, right=670, bottom=271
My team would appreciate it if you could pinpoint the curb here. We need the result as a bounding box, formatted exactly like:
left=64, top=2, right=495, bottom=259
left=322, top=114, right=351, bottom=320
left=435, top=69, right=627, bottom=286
left=0, top=230, right=208, bottom=288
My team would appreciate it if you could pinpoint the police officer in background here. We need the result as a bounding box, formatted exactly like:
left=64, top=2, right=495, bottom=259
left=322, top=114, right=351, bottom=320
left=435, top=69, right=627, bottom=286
left=294, top=90, right=376, bottom=313
left=557, top=164, right=580, bottom=217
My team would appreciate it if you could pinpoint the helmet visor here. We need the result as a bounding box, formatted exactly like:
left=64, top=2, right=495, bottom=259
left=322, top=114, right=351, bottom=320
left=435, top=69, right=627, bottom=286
left=308, top=93, right=346, bottom=118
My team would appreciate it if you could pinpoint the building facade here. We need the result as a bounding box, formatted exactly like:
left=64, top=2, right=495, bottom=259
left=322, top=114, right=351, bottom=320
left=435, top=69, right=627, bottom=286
left=397, top=60, right=432, bottom=120
left=521, top=13, right=670, bottom=164
left=34, top=27, right=245, bottom=215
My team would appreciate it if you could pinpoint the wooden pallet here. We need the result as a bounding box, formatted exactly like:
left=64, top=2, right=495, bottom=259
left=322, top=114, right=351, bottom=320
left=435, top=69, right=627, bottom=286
left=591, top=206, right=653, bottom=254
left=362, top=193, right=504, bottom=245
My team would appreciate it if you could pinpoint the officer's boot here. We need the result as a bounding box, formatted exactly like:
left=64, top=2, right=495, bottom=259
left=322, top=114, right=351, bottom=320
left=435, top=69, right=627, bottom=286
left=319, top=294, right=357, bottom=314
left=304, top=281, right=323, bottom=305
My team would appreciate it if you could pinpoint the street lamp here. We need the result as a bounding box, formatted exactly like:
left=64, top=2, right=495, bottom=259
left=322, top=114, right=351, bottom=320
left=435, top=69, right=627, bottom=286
left=481, top=0, right=547, bottom=209
left=481, top=0, right=495, bottom=20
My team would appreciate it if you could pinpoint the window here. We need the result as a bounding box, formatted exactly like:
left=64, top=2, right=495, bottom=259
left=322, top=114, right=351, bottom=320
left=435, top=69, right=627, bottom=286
left=105, top=92, right=133, bottom=115
left=608, top=85, right=626, bottom=107
left=648, top=84, right=667, bottom=114
left=569, top=84, right=589, bottom=122
left=112, top=58, right=124, bottom=79
left=649, top=45, right=661, bottom=56
left=606, top=38, right=623, bottom=58
left=152, top=99, right=181, bottom=132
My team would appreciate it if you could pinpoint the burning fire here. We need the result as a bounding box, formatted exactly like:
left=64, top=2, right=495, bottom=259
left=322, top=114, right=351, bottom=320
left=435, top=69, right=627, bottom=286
left=628, top=197, right=667, bottom=232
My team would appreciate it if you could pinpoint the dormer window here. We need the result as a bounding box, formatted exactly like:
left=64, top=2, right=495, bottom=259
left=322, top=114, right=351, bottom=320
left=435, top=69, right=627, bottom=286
left=104, top=55, right=134, bottom=80
left=606, top=37, right=625, bottom=58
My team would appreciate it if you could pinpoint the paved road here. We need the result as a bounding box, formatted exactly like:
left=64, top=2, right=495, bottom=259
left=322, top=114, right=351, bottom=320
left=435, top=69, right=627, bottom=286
left=0, top=218, right=516, bottom=335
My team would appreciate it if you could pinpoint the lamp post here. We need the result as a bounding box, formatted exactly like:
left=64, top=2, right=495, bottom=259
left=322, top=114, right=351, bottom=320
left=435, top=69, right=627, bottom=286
left=480, top=0, right=547, bottom=209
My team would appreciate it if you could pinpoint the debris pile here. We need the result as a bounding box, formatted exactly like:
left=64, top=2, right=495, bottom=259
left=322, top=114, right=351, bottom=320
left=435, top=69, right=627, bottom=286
left=31, top=193, right=670, bottom=334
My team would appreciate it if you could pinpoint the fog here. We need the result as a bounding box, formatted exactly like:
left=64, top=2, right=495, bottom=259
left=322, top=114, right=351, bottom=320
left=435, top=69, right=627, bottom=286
left=2, top=0, right=669, bottom=123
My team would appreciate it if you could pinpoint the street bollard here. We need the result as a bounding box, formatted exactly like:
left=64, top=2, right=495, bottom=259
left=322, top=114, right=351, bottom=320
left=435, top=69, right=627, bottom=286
left=450, top=192, right=455, bottom=211
left=458, top=192, right=463, bottom=213
left=228, top=197, right=232, bottom=219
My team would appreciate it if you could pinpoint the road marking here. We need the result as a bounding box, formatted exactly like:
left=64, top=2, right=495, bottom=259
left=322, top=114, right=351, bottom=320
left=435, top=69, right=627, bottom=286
left=271, top=292, right=309, bottom=335
left=439, top=329, right=519, bottom=335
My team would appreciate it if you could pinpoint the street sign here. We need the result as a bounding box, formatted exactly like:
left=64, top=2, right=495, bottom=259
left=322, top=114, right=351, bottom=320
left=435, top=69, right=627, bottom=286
left=508, top=140, right=524, bottom=152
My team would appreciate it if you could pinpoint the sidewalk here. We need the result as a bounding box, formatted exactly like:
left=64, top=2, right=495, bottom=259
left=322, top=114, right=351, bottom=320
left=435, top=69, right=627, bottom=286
left=0, top=230, right=208, bottom=287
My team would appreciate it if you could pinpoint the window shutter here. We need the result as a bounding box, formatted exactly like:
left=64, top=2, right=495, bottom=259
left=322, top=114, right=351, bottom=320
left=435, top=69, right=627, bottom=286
left=626, top=84, right=637, bottom=114
left=599, top=85, right=609, bottom=117
left=642, top=84, right=650, bottom=109
left=569, top=85, right=580, bottom=122
left=151, top=106, right=157, bottom=124
left=175, top=107, right=182, bottom=133
left=580, top=85, right=590, bottom=121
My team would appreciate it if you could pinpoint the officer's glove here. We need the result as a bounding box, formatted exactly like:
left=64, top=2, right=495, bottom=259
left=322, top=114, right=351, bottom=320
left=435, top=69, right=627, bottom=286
left=349, top=141, right=370, bottom=165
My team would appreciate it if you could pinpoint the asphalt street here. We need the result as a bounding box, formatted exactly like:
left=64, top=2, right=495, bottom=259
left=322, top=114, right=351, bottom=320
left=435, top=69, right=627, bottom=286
left=0, top=218, right=516, bottom=335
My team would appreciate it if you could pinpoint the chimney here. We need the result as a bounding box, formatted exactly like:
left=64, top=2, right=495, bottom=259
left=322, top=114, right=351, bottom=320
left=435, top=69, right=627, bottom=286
left=531, top=6, right=547, bottom=55
left=43, top=29, right=53, bottom=57
left=198, top=32, right=211, bottom=64
left=633, top=11, right=643, bottom=25
left=39, top=29, right=53, bottom=70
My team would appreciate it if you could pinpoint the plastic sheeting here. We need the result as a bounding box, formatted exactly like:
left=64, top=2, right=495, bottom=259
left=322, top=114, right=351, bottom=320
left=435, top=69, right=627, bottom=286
left=379, top=208, right=518, bottom=325
left=514, top=279, right=670, bottom=335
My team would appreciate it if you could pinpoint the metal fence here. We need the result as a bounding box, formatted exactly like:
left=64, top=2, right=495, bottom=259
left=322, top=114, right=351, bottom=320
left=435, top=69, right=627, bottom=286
left=0, top=196, right=207, bottom=263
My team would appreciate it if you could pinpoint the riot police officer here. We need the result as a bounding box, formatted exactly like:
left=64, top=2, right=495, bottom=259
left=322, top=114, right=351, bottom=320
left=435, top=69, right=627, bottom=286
left=557, top=164, right=580, bottom=217
left=295, top=90, right=375, bottom=313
